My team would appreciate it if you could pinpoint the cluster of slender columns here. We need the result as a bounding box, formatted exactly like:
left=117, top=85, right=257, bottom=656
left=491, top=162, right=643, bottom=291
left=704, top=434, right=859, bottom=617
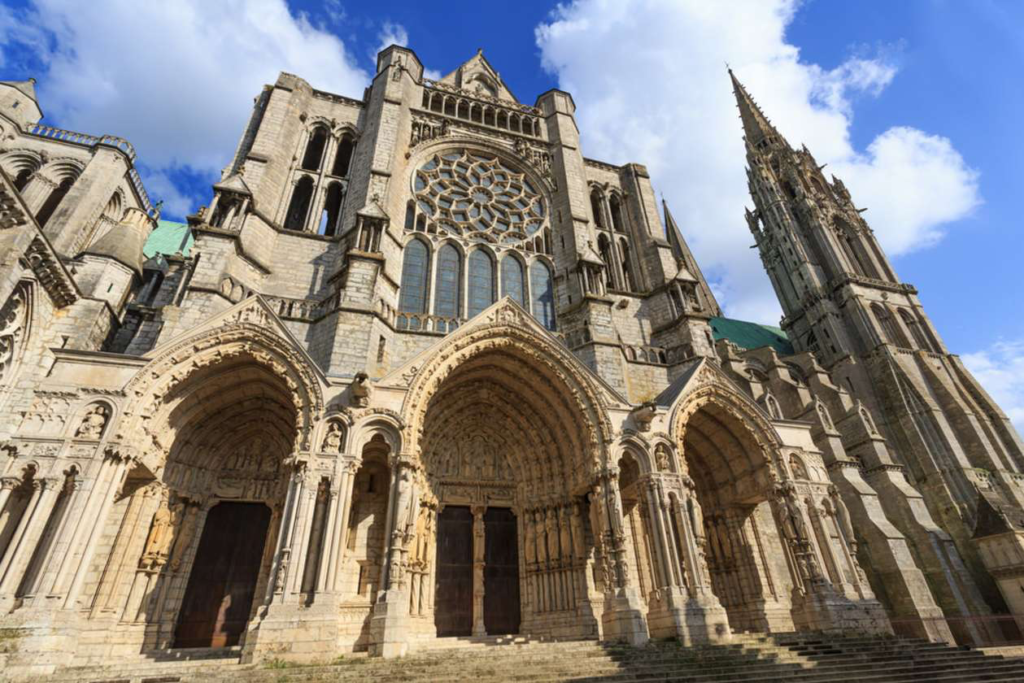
left=267, top=457, right=361, bottom=606
left=521, top=500, right=587, bottom=618
left=0, top=451, right=131, bottom=614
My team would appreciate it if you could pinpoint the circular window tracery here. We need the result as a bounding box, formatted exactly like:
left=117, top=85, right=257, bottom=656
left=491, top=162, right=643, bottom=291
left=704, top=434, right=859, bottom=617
left=413, top=149, right=547, bottom=245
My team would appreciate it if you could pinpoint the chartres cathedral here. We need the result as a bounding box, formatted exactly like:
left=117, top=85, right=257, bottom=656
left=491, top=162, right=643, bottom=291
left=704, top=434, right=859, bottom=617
left=0, top=46, right=1022, bottom=676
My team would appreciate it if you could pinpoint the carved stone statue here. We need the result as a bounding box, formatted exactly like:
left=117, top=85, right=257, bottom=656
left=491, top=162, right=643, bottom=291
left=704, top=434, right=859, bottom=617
left=322, top=421, right=344, bottom=454
left=76, top=404, right=110, bottom=440
left=142, top=491, right=178, bottom=563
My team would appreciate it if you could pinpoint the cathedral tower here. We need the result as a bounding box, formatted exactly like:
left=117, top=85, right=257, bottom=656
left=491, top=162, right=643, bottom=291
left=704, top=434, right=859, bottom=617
left=732, top=70, right=1024, bottom=603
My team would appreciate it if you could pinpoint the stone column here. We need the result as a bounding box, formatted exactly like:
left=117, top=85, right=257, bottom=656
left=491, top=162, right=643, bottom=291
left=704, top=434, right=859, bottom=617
left=472, top=504, right=486, bottom=636
left=64, top=452, right=131, bottom=609
left=645, top=475, right=730, bottom=645
left=597, top=467, right=649, bottom=646
left=0, top=476, right=19, bottom=517
left=265, top=465, right=305, bottom=605
left=0, top=477, right=57, bottom=597
left=327, top=459, right=359, bottom=593
left=285, top=473, right=319, bottom=600
left=370, top=455, right=417, bottom=658
left=315, top=478, right=341, bottom=595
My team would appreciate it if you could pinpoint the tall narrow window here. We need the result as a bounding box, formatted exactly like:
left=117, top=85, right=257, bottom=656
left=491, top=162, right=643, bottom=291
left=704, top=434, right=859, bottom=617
left=398, top=240, right=430, bottom=314
left=36, top=177, right=73, bottom=228
left=434, top=244, right=462, bottom=319
left=899, top=309, right=933, bottom=352
left=873, top=303, right=907, bottom=347
left=284, top=176, right=314, bottom=231
left=404, top=201, right=415, bottom=231
left=609, top=195, right=625, bottom=233
left=467, top=250, right=495, bottom=319
left=500, top=256, right=525, bottom=306
left=619, top=239, right=636, bottom=292
left=530, top=261, right=555, bottom=330
left=301, top=126, right=328, bottom=171
left=332, top=136, right=354, bottom=177
left=320, top=183, right=344, bottom=236
left=597, top=234, right=616, bottom=288
left=590, top=190, right=605, bottom=228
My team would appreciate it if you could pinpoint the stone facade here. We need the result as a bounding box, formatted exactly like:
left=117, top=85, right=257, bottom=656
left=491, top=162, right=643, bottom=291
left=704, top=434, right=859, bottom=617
left=0, top=49, right=1019, bottom=676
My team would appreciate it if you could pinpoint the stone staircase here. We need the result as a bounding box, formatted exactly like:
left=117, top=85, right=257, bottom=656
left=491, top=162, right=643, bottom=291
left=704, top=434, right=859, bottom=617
left=26, top=632, right=1024, bottom=682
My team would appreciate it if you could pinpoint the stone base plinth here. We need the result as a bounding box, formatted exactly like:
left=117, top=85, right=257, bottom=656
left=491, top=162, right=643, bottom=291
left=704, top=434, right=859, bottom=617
left=646, top=587, right=732, bottom=645
left=794, top=583, right=893, bottom=635
left=368, top=589, right=410, bottom=658
left=599, top=588, right=649, bottom=646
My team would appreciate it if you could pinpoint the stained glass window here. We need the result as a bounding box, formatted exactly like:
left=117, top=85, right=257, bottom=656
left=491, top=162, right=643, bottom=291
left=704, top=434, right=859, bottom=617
left=468, top=250, right=494, bottom=319
left=414, top=150, right=546, bottom=246
left=434, top=244, right=462, bottom=319
left=530, top=261, right=555, bottom=330
left=398, top=240, right=429, bottom=314
left=501, top=256, right=525, bottom=306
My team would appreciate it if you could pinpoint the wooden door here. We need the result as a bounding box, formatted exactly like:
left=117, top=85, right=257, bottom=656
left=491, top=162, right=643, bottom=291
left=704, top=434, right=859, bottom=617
left=173, top=502, right=271, bottom=648
left=434, top=506, right=473, bottom=637
left=484, top=507, right=520, bottom=635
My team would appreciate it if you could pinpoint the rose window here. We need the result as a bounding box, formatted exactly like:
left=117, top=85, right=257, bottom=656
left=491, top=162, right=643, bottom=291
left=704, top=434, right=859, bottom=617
left=413, top=150, right=546, bottom=244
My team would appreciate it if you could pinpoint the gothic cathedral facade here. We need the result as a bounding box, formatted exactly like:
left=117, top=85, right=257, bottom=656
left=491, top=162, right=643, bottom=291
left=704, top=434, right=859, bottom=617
left=0, top=47, right=1021, bottom=675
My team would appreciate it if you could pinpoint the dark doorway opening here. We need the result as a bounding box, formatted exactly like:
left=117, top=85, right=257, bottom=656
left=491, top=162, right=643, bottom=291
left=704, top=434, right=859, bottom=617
left=173, top=502, right=271, bottom=648
left=434, top=505, right=473, bottom=637
left=484, top=507, right=520, bottom=635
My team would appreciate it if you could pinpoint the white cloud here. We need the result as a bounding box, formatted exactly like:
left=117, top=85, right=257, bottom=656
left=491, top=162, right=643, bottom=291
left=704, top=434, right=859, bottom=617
left=536, top=0, right=980, bottom=323
left=962, top=341, right=1024, bottom=434
left=3, top=0, right=371, bottom=211
left=372, top=21, right=410, bottom=62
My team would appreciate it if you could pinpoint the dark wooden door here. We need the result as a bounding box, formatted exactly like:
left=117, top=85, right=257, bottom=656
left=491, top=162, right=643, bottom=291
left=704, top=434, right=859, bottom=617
left=173, top=502, right=271, bottom=648
left=484, top=507, right=520, bottom=635
left=434, top=506, right=473, bottom=637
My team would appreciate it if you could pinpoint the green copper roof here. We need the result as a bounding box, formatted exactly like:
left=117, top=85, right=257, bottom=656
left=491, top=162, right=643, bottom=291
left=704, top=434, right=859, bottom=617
left=710, top=316, right=794, bottom=355
left=143, top=220, right=193, bottom=259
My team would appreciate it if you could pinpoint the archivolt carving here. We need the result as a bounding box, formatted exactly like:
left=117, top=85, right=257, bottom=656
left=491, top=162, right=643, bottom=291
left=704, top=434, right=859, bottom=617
left=0, top=282, right=30, bottom=390
left=117, top=324, right=325, bottom=464
left=401, top=315, right=613, bottom=471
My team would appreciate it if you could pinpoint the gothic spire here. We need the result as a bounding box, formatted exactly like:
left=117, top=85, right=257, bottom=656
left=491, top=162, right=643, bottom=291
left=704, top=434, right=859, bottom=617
left=729, top=68, right=782, bottom=149
left=663, top=200, right=722, bottom=317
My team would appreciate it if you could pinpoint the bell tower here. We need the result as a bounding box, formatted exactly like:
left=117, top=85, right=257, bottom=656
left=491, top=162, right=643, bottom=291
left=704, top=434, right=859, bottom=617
left=732, top=69, right=1024, bottom=586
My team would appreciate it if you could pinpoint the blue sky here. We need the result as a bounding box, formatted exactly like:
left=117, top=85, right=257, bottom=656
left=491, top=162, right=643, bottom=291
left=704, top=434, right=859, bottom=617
left=1, top=0, right=1022, bottom=426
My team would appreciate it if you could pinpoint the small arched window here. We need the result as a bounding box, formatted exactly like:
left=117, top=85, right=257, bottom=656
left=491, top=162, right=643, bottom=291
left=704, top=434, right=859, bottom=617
left=301, top=126, right=328, bottom=171
left=284, top=176, right=315, bottom=231
left=500, top=255, right=525, bottom=306
left=609, top=195, right=625, bottom=232
left=530, top=260, right=555, bottom=330
left=398, top=240, right=430, bottom=314
left=319, top=183, right=344, bottom=236
left=590, top=190, right=605, bottom=228
left=467, top=250, right=495, bottom=319
left=36, top=176, right=74, bottom=228
left=13, top=169, right=31, bottom=192
left=434, top=244, right=462, bottom=319
left=332, top=136, right=355, bottom=177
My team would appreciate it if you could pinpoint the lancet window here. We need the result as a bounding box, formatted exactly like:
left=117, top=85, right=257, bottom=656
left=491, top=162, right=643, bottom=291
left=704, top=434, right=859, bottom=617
left=398, top=238, right=430, bottom=315
left=281, top=123, right=357, bottom=233
left=467, top=250, right=495, bottom=319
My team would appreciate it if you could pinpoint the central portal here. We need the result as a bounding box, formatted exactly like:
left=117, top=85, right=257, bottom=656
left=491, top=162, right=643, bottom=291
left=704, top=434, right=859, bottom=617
left=433, top=505, right=520, bottom=637
left=173, top=502, right=271, bottom=648
left=435, top=506, right=473, bottom=636
left=483, top=507, right=520, bottom=635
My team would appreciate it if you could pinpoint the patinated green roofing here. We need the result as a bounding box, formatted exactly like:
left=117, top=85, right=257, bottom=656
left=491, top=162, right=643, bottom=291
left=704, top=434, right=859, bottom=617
left=710, top=316, right=794, bottom=355
left=143, top=220, right=193, bottom=259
